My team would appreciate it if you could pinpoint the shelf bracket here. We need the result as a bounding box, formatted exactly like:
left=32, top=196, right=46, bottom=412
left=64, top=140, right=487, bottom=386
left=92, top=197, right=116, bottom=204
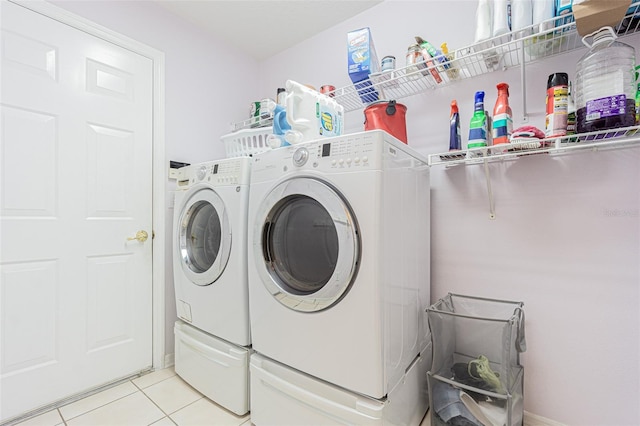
left=519, top=40, right=529, bottom=123
left=483, top=155, right=496, bottom=220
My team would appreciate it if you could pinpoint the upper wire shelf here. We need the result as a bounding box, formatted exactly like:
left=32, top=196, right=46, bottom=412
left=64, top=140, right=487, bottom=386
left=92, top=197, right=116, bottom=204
left=332, top=2, right=640, bottom=112
left=427, top=126, right=640, bottom=167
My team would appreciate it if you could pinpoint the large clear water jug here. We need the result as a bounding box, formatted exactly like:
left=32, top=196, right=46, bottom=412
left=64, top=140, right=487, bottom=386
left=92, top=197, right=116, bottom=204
left=575, top=27, right=636, bottom=134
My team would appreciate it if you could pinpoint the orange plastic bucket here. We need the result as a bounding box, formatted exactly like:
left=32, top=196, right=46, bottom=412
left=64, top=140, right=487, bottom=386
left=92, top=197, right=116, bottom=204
left=363, top=100, right=408, bottom=144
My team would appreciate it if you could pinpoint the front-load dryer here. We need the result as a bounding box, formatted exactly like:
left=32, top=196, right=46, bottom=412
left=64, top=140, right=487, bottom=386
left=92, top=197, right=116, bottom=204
left=247, top=130, right=431, bottom=401
left=173, top=157, right=251, bottom=345
left=173, top=157, right=251, bottom=415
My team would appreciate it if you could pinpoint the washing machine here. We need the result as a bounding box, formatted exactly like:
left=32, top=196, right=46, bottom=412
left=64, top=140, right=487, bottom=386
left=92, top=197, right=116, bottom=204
left=172, top=157, right=251, bottom=415
left=247, top=130, right=431, bottom=401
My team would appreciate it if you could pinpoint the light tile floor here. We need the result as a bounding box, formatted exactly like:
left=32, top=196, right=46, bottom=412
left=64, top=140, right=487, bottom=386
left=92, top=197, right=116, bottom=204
left=15, top=367, right=251, bottom=426
left=15, top=366, right=432, bottom=426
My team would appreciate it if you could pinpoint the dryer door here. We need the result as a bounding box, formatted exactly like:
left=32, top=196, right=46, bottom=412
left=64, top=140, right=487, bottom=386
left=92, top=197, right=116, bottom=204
left=177, top=185, right=232, bottom=286
left=254, top=177, right=360, bottom=312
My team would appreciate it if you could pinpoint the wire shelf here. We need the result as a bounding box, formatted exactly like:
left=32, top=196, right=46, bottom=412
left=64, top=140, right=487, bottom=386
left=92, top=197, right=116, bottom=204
left=230, top=114, right=274, bottom=132
left=428, top=126, right=640, bottom=167
left=333, top=2, right=640, bottom=112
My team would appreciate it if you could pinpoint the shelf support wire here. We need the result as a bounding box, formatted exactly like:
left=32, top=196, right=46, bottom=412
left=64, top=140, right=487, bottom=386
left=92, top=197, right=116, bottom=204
left=519, top=39, right=528, bottom=123
left=482, top=153, right=496, bottom=220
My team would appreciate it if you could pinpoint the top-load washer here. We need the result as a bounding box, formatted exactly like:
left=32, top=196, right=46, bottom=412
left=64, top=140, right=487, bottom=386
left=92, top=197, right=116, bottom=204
left=247, top=130, right=431, bottom=399
left=173, top=157, right=251, bottom=346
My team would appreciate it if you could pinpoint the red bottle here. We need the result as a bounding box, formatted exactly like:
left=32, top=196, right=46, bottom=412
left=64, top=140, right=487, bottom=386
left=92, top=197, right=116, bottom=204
left=492, top=82, right=513, bottom=145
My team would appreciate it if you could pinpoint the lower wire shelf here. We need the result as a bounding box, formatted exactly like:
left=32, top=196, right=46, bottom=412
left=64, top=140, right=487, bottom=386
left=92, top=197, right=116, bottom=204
left=428, top=126, right=640, bottom=167
left=428, top=126, right=640, bottom=220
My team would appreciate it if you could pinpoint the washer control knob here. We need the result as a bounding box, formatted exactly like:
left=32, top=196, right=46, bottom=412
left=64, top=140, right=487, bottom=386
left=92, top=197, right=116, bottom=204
left=196, top=165, right=207, bottom=181
left=293, top=147, right=309, bottom=166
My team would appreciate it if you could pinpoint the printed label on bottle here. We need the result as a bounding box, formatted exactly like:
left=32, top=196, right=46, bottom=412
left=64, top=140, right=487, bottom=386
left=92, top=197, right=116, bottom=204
left=545, top=86, right=568, bottom=136
left=468, top=127, right=487, bottom=144
left=317, top=105, right=342, bottom=137
left=492, top=113, right=513, bottom=143
left=567, top=112, right=576, bottom=135
left=585, top=94, right=627, bottom=122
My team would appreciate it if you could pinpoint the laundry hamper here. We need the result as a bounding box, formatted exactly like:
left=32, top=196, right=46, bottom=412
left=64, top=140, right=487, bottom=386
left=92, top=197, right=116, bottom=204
left=427, top=294, right=526, bottom=426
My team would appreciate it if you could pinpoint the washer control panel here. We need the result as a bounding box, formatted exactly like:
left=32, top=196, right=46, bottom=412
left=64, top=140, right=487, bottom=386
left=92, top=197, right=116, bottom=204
left=253, top=131, right=413, bottom=182
left=316, top=134, right=376, bottom=170
left=281, top=133, right=380, bottom=171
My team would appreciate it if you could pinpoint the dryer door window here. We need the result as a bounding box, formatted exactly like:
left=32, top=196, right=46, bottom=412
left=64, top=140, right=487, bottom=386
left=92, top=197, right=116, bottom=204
left=255, top=177, right=360, bottom=312
left=179, top=187, right=231, bottom=286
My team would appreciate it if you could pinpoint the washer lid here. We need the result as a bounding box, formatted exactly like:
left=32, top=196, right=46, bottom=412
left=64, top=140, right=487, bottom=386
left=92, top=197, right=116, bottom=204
left=254, top=177, right=360, bottom=312
left=178, top=186, right=232, bottom=286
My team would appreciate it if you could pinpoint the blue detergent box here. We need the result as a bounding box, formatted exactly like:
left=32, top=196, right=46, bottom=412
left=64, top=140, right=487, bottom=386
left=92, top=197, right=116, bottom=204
left=347, top=27, right=379, bottom=104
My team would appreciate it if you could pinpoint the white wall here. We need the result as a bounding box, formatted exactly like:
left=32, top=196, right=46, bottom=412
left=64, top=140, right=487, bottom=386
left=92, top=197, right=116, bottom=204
left=50, top=0, right=260, bottom=357
left=259, top=1, right=640, bottom=424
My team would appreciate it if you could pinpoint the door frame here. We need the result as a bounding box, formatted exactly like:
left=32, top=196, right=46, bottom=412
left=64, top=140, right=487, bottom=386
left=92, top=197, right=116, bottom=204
left=9, top=0, right=167, bottom=369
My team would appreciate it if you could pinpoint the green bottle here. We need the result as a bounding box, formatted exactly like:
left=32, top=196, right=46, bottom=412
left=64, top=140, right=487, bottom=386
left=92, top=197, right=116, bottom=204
left=635, top=65, right=639, bottom=125
left=468, top=91, right=488, bottom=148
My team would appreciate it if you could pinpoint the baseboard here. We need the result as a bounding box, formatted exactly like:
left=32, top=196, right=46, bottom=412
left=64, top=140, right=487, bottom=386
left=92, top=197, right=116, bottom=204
left=164, top=353, right=175, bottom=368
left=524, top=411, right=567, bottom=426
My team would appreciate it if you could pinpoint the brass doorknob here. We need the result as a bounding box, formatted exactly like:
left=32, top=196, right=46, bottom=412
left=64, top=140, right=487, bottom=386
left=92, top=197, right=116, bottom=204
left=127, top=230, right=148, bottom=243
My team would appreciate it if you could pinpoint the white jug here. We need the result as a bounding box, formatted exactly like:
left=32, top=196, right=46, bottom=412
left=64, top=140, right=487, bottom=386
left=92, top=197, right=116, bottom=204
left=284, top=80, right=344, bottom=144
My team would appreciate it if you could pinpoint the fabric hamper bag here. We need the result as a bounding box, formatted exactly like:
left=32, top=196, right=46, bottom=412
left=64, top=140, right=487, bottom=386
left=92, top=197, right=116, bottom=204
left=427, top=293, right=526, bottom=426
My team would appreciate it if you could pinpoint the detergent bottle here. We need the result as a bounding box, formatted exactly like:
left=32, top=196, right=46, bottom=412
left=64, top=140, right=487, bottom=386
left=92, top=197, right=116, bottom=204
left=284, top=80, right=344, bottom=144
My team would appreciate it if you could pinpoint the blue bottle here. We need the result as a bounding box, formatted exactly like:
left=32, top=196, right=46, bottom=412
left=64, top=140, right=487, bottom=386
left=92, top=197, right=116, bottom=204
left=449, top=100, right=461, bottom=151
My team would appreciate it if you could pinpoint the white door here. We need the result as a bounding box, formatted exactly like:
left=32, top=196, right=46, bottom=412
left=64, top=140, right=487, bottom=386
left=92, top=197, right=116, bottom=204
left=0, top=1, right=154, bottom=421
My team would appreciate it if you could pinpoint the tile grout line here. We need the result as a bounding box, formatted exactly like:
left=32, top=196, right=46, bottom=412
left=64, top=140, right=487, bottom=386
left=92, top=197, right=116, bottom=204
left=56, top=408, right=67, bottom=426
left=58, top=380, right=140, bottom=423
left=132, top=372, right=177, bottom=392
left=139, top=388, right=204, bottom=424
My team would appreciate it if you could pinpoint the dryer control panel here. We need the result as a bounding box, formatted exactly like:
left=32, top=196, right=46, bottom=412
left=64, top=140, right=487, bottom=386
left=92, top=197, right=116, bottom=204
left=177, top=157, right=251, bottom=188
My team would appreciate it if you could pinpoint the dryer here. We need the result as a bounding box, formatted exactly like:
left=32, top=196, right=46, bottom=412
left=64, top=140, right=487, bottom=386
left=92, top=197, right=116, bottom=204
left=172, top=157, right=251, bottom=415
left=247, top=130, right=431, bottom=401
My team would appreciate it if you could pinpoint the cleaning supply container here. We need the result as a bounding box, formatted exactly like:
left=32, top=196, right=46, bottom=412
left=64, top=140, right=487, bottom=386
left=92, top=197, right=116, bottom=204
left=575, top=27, right=637, bottom=134
left=468, top=91, right=489, bottom=148
left=284, top=79, right=344, bottom=144
left=493, top=82, right=513, bottom=144
left=363, top=100, right=408, bottom=144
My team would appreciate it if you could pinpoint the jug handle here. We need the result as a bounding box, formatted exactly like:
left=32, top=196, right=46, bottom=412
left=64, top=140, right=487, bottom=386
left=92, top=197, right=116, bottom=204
left=285, top=89, right=310, bottom=128
left=273, top=108, right=290, bottom=135
left=386, top=100, right=397, bottom=116
left=581, top=26, right=616, bottom=49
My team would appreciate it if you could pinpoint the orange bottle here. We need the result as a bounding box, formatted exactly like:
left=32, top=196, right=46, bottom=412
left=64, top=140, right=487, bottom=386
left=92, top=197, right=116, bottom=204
left=492, top=82, right=513, bottom=145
